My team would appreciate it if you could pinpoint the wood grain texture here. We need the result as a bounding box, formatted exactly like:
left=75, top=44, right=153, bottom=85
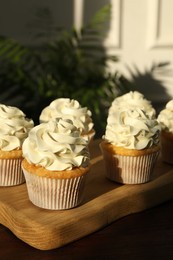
left=0, top=139, right=173, bottom=250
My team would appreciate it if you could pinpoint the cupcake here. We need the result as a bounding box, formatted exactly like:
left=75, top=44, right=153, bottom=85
left=39, top=98, right=95, bottom=143
left=0, top=104, right=34, bottom=186
left=100, top=92, right=160, bottom=184
left=22, top=118, right=90, bottom=210
left=157, top=99, right=173, bottom=164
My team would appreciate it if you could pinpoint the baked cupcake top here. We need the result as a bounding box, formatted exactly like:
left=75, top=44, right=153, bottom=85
left=157, top=100, right=173, bottom=133
left=22, top=118, right=90, bottom=171
left=104, top=107, right=160, bottom=150
left=0, top=104, right=34, bottom=151
left=39, top=98, right=94, bottom=135
left=109, top=91, right=156, bottom=119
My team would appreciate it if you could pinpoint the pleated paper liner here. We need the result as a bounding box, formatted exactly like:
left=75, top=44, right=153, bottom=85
left=100, top=142, right=160, bottom=184
left=23, top=168, right=87, bottom=210
left=0, top=158, right=25, bottom=186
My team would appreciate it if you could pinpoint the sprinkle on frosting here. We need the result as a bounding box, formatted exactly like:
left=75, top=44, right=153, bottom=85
left=39, top=98, right=94, bottom=135
left=0, top=104, right=34, bottom=151
left=22, top=118, right=90, bottom=171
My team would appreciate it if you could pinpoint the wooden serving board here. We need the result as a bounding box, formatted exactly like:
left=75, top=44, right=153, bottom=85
left=1, top=139, right=173, bottom=250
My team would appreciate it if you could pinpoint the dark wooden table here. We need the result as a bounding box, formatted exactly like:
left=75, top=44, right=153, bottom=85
left=1, top=199, right=173, bottom=259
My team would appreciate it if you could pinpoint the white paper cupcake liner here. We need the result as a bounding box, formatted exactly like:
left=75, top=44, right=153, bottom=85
left=0, top=158, right=25, bottom=186
left=22, top=168, right=87, bottom=210
left=102, top=150, right=160, bottom=184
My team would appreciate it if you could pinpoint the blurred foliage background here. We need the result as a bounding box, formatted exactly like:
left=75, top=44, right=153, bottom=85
left=0, top=4, right=170, bottom=137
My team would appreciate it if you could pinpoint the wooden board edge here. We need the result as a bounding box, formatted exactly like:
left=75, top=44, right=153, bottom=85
left=1, top=169, right=173, bottom=250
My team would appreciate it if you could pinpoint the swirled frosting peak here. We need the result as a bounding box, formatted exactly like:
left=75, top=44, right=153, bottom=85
left=104, top=107, right=160, bottom=150
left=39, top=98, right=94, bottom=134
left=22, top=118, right=90, bottom=171
left=0, top=104, right=34, bottom=151
left=109, top=91, right=156, bottom=119
left=157, top=99, right=173, bottom=133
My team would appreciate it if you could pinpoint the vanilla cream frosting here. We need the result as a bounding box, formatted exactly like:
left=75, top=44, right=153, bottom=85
left=104, top=107, right=160, bottom=150
left=157, top=99, right=173, bottom=133
left=109, top=91, right=156, bottom=119
left=0, top=104, right=34, bottom=151
left=22, top=118, right=90, bottom=171
left=39, top=98, right=94, bottom=135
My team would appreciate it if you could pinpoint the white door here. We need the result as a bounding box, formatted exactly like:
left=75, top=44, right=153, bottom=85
left=74, top=0, right=173, bottom=112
